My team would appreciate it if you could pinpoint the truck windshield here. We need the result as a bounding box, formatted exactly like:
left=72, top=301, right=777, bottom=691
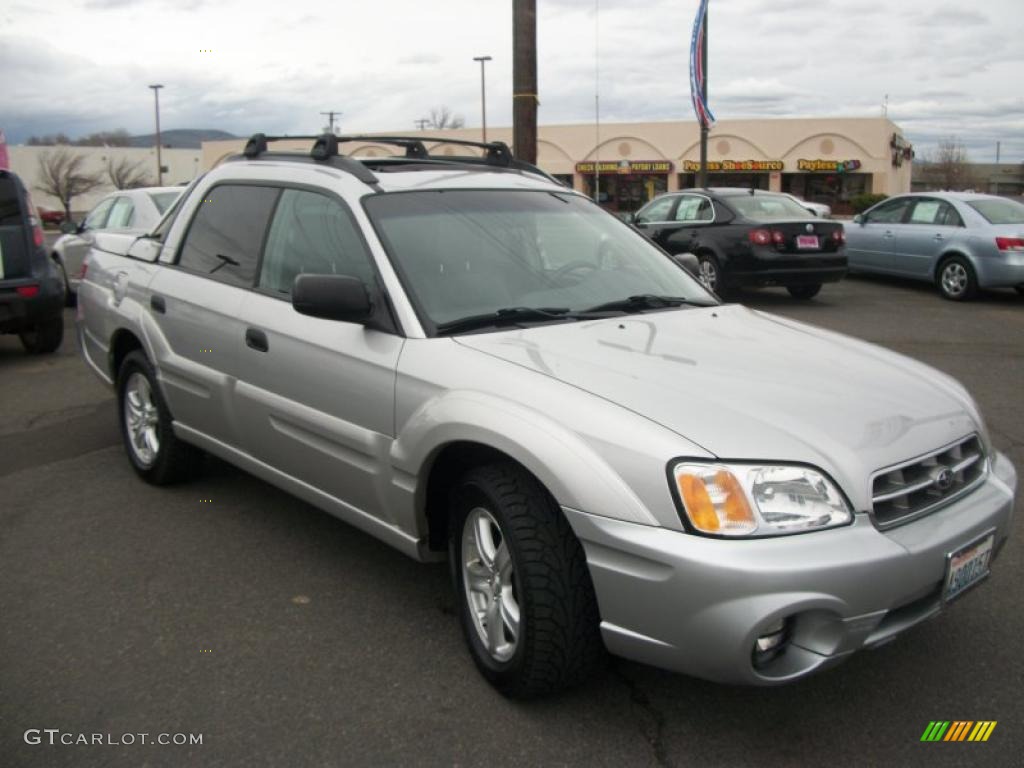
left=363, top=190, right=715, bottom=330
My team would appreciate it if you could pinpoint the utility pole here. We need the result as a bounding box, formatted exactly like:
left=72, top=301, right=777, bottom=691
left=473, top=55, right=493, bottom=142
left=320, top=110, right=343, bottom=134
left=414, top=119, right=430, bottom=131
left=512, top=0, right=537, bottom=164
left=697, top=10, right=708, bottom=188
left=148, top=84, right=164, bottom=186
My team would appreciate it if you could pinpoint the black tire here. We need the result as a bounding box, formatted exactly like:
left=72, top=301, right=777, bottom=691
left=786, top=283, right=822, bottom=300
left=53, top=255, right=74, bottom=306
left=449, top=462, right=606, bottom=698
left=116, top=350, right=202, bottom=485
left=19, top=316, right=64, bottom=354
left=936, top=256, right=978, bottom=301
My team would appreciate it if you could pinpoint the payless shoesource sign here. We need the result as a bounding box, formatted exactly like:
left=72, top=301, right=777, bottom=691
left=797, top=159, right=862, bottom=172
left=680, top=159, right=785, bottom=172
left=575, top=160, right=674, bottom=174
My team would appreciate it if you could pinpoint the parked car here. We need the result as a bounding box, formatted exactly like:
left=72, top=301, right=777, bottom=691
left=781, top=192, right=831, bottom=219
left=0, top=169, right=65, bottom=353
left=37, top=207, right=66, bottom=227
left=53, top=186, right=182, bottom=301
left=629, top=188, right=846, bottom=298
left=77, top=134, right=1015, bottom=698
left=845, top=192, right=1024, bottom=300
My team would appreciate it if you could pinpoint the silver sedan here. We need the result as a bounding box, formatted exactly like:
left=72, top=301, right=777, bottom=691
left=52, top=186, right=182, bottom=299
left=845, top=191, right=1024, bottom=300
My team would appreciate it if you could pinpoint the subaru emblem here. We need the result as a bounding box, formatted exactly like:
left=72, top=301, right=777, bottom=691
left=805, top=223, right=814, bottom=233
left=932, top=467, right=955, bottom=492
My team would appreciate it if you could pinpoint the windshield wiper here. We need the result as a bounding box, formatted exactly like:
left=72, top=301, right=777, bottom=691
left=435, top=306, right=574, bottom=336
left=581, top=294, right=714, bottom=314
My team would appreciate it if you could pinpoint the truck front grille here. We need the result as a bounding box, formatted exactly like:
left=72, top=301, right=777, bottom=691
left=871, top=435, right=986, bottom=529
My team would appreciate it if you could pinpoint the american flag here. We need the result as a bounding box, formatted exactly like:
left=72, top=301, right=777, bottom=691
left=689, top=0, right=715, bottom=129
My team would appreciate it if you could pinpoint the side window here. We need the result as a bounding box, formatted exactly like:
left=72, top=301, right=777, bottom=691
left=674, top=196, right=712, bottom=222
left=636, top=196, right=674, bottom=223
left=105, top=197, right=135, bottom=229
left=258, top=189, right=375, bottom=296
left=865, top=198, right=911, bottom=224
left=84, top=198, right=115, bottom=230
left=938, top=202, right=964, bottom=227
left=177, top=184, right=279, bottom=288
left=908, top=199, right=943, bottom=225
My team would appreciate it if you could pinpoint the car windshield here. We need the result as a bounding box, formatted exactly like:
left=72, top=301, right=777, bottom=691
left=364, top=190, right=715, bottom=330
left=149, top=191, right=182, bottom=214
left=966, top=198, right=1024, bottom=225
left=726, top=194, right=815, bottom=221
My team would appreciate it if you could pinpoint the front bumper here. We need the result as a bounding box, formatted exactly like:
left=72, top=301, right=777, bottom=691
left=565, top=451, right=1016, bottom=685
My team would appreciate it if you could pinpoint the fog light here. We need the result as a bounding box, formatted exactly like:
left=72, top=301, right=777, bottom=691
left=753, top=618, right=790, bottom=668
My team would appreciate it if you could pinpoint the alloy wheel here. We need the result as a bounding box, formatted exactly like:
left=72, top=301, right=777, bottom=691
left=124, top=372, right=161, bottom=467
left=699, top=257, right=718, bottom=291
left=941, top=262, right=968, bottom=298
left=461, top=507, right=520, bottom=663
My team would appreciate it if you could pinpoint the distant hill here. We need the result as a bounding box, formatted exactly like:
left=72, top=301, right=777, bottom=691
left=130, top=129, right=238, bottom=149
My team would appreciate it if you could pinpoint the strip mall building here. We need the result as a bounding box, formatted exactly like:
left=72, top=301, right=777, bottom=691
left=202, top=116, right=913, bottom=216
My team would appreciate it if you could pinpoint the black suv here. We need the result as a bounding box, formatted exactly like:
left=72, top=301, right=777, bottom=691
left=629, top=188, right=847, bottom=299
left=0, top=169, right=65, bottom=353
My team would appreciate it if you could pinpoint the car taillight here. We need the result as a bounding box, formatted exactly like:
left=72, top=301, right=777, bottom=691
left=16, top=285, right=40, bottom=298
left=771, top=230, right=785, bottom=245
left=749, top=229, right=772, bottom=246
left=831, top=229, right=846, bottom=244
left=995, top=237, right=1024, bottom=252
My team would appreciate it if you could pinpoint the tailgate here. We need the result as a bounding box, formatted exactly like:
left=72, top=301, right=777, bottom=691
left=0, top=175, right=30, bottom=280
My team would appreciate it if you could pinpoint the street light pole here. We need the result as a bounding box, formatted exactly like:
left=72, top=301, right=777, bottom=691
left=148, top=84, right=164, bottom=186
left=473, top=55, right=492, bottom=143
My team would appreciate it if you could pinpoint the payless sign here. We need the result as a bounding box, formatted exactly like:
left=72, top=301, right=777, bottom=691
left=681, top=160, right=784, bottom=172
left=575, top=160, right=674, bottom=174
left=797, top=159, right=862, bottom=172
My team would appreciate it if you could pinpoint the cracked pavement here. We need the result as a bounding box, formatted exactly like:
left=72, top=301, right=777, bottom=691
left=1, top=273, right=1021, bottom=767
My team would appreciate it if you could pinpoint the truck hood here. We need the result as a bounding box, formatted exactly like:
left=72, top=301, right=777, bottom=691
left=454, top=305, right=982, bottom=504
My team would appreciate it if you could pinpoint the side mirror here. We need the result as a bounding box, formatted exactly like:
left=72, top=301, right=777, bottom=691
left=59, top=220, right=76, bottom=234
left=626, top=212, right=639, bottom=225
left=852, top=214, right=863, bottom=224
left=672, top=252, right=700, bottom=278
left=292, top=274, right=373, bottom=323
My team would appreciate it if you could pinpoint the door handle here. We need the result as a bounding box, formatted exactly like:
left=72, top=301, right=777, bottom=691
left=245, top=327, right=268, bottom=353
left=150, top=295, right=166, bottom=314
left=934, top=234, right=945, bottom=240
left=883, top=231, right=895, bottom=239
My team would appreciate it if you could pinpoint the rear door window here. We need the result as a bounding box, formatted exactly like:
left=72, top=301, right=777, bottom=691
left=84, top=198, right=115, bottom=230
left=105, top=197, right=135, bottom=229
left=674, top=195, right=713, bottom=222
left=177, top=184, right=279, bottom=288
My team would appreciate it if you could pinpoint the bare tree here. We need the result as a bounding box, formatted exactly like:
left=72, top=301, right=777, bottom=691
left=27, top=132, right=73, bottom=146
left=34, top=148, right=105, bottom=218
left=426, top=106, right=465, bottom=130
left=78, top=129, right=134, bottom=147
left=921, top=137, right=975, bottom=191
left=106, top=156, right=152, bottom=189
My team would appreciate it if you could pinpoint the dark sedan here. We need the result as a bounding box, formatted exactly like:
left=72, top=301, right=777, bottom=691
left=629, top=188, right=847, bottom=299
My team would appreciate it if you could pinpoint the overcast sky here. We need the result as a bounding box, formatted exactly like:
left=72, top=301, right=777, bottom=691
left=2, top=0, right=1022, bottom=162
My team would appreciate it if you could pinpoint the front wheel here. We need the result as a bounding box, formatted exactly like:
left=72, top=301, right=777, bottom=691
left=117, top=351, right=202, bottom=484
left=937, top=256, right=978, bottom=301
left=449, top=462, right=605, bottom=698
left=786, top=283, right=822, bottom=300
left=696, top=253, right=722, bottom=294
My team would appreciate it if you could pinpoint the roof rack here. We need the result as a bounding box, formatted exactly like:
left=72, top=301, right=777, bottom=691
left=235, top=132, right=556, bottom=186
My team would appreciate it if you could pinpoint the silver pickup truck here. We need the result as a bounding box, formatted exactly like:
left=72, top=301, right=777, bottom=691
left=77, top=134, right=1016, bottom=698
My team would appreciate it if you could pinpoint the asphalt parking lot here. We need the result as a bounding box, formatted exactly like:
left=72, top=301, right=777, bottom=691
left=1, top=275, right=1022, bottom=768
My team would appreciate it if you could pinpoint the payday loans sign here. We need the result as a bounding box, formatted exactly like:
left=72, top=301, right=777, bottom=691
left=575, top=160, right=674, bottom=174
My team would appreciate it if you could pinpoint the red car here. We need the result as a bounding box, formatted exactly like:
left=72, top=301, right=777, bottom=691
left=38, top=208, right=66, bottom=226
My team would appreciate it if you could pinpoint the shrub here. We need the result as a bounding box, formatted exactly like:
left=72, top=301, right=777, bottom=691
left=850, top=193, right=888, bottom=213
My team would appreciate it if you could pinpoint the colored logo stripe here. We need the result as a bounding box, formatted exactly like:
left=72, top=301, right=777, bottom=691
left=921, top=721, right=996, bottom=742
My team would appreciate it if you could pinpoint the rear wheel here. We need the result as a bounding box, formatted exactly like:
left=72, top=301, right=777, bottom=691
left=937, top=256, right=977, bottom=301
left=449, top=462, right=605, bottom=698
left=19, top=316, right=63, bottom=354
left=786, top=283, right=822, bottom=300
left=117, top=350, right=202, bottom=484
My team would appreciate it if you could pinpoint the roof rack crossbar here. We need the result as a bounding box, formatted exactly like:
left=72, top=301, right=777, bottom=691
left=239, top=133, right=379, bottom=185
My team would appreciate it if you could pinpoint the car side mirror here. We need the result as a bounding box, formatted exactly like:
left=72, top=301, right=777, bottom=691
left=852, top=214, right=863, bottom=224
left=292, top=274, right=373, bottom=324
left=627, top=212, right=639, bottom=225
left=672, top=252, right=700, bottom=278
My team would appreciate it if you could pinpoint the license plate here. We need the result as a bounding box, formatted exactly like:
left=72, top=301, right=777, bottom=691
left=943, top=531, right=995, bottom=602
left=796, top=235, right=819, bottom=250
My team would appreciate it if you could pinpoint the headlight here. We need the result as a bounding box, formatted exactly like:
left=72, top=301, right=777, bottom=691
left=671, top=462, right=853, bottom=537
